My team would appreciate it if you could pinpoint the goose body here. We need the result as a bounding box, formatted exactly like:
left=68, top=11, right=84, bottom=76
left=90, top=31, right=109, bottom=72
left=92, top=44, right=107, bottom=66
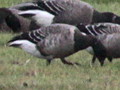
left=17, top=0, right=120, bottom=30
left=98, top=34, right=120, bottom=58
left=8, top=24, right=97, bottom=66
left=93, top=33, right=120, bottom=66
left=77, top=23, right=120, bottom=66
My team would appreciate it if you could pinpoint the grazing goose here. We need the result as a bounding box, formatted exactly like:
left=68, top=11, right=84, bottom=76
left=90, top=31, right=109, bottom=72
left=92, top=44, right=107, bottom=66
left=9, top=8, right=40, bottom=32
left=16, top=0, right=120, bottom=29
left=0, top=8, right=21, bottom=32
left=77, top=23, right=120, bottom=66
left=8, top=24, right=97, bottom=66
left=0, top=3, right=40, bottom=33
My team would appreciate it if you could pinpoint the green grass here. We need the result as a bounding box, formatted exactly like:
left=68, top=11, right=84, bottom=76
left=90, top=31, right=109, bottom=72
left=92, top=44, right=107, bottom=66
left=0, top=0, right=29, bottom=7
left=0, top=0, right=120, bottom=90
left=83, top=0, right=120, bottom=4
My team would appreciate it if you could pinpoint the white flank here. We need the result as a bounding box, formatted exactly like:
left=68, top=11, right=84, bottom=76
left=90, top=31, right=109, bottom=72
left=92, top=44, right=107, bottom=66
left=9, top=40, right=44, bottom=58
left=19, top=10, right=55, bottom=26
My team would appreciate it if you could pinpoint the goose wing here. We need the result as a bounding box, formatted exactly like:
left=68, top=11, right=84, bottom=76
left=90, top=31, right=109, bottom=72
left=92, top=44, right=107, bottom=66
left=77, top=23, right=120, bottom=36
left=17, top=1, right=65, bottom=16
left=35, top=24, right=76, bottom=57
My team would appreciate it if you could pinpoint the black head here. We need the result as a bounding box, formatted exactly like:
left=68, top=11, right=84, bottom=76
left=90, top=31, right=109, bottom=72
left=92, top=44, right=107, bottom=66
left=0, top=8, right=21, bottom=32
left=101, top=12, right=120, bottom=24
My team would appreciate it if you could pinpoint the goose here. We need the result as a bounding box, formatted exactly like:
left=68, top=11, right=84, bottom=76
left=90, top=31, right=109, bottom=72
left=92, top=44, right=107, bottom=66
left=8, top=8, right=40, bottom=32
left=0, top=8, right=21, bottom=32
left=16, top=0, right=120, bottom=29
left=8, top=24, right=98, bottom=66
left=0, top=2, right=40, bottom=33
left=77, top=23, right=120, bottom=66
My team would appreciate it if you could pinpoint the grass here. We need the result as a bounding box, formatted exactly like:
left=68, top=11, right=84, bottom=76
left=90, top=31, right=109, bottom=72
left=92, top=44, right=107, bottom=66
left=0, top=0, right=29, bottom=7
left=0, top=0, right=120, bottom=90
left=83, top=0, right=120, bottom=4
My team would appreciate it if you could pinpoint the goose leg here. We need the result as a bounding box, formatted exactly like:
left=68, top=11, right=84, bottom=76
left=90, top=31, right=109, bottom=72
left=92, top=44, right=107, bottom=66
left=107, top=57, right=113, bottom=63
left=92, top=55, right=96, bottom=64
left=46, top=59, right=52, bottom=66
left=60, top=58, right=81, bottom=66
left=97, top=57, right=106, bottom=66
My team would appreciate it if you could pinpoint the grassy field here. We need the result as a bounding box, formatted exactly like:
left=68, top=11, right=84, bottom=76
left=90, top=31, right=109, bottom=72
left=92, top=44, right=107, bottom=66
left=0, top=0, right=120, bottom=90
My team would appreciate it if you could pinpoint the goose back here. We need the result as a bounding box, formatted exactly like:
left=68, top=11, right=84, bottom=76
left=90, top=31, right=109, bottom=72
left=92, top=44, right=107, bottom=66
left=51, top=0, right=94, bottom=25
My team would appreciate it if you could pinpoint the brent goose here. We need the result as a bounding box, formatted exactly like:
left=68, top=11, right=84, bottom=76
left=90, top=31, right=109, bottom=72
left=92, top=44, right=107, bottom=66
left=0, top=8, right=21, bottom=32
left=77, top=23, right=120, bottom=66
left=16, top=0, right=120, bottom=29
left=8, top=24, right=97, bottom=66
